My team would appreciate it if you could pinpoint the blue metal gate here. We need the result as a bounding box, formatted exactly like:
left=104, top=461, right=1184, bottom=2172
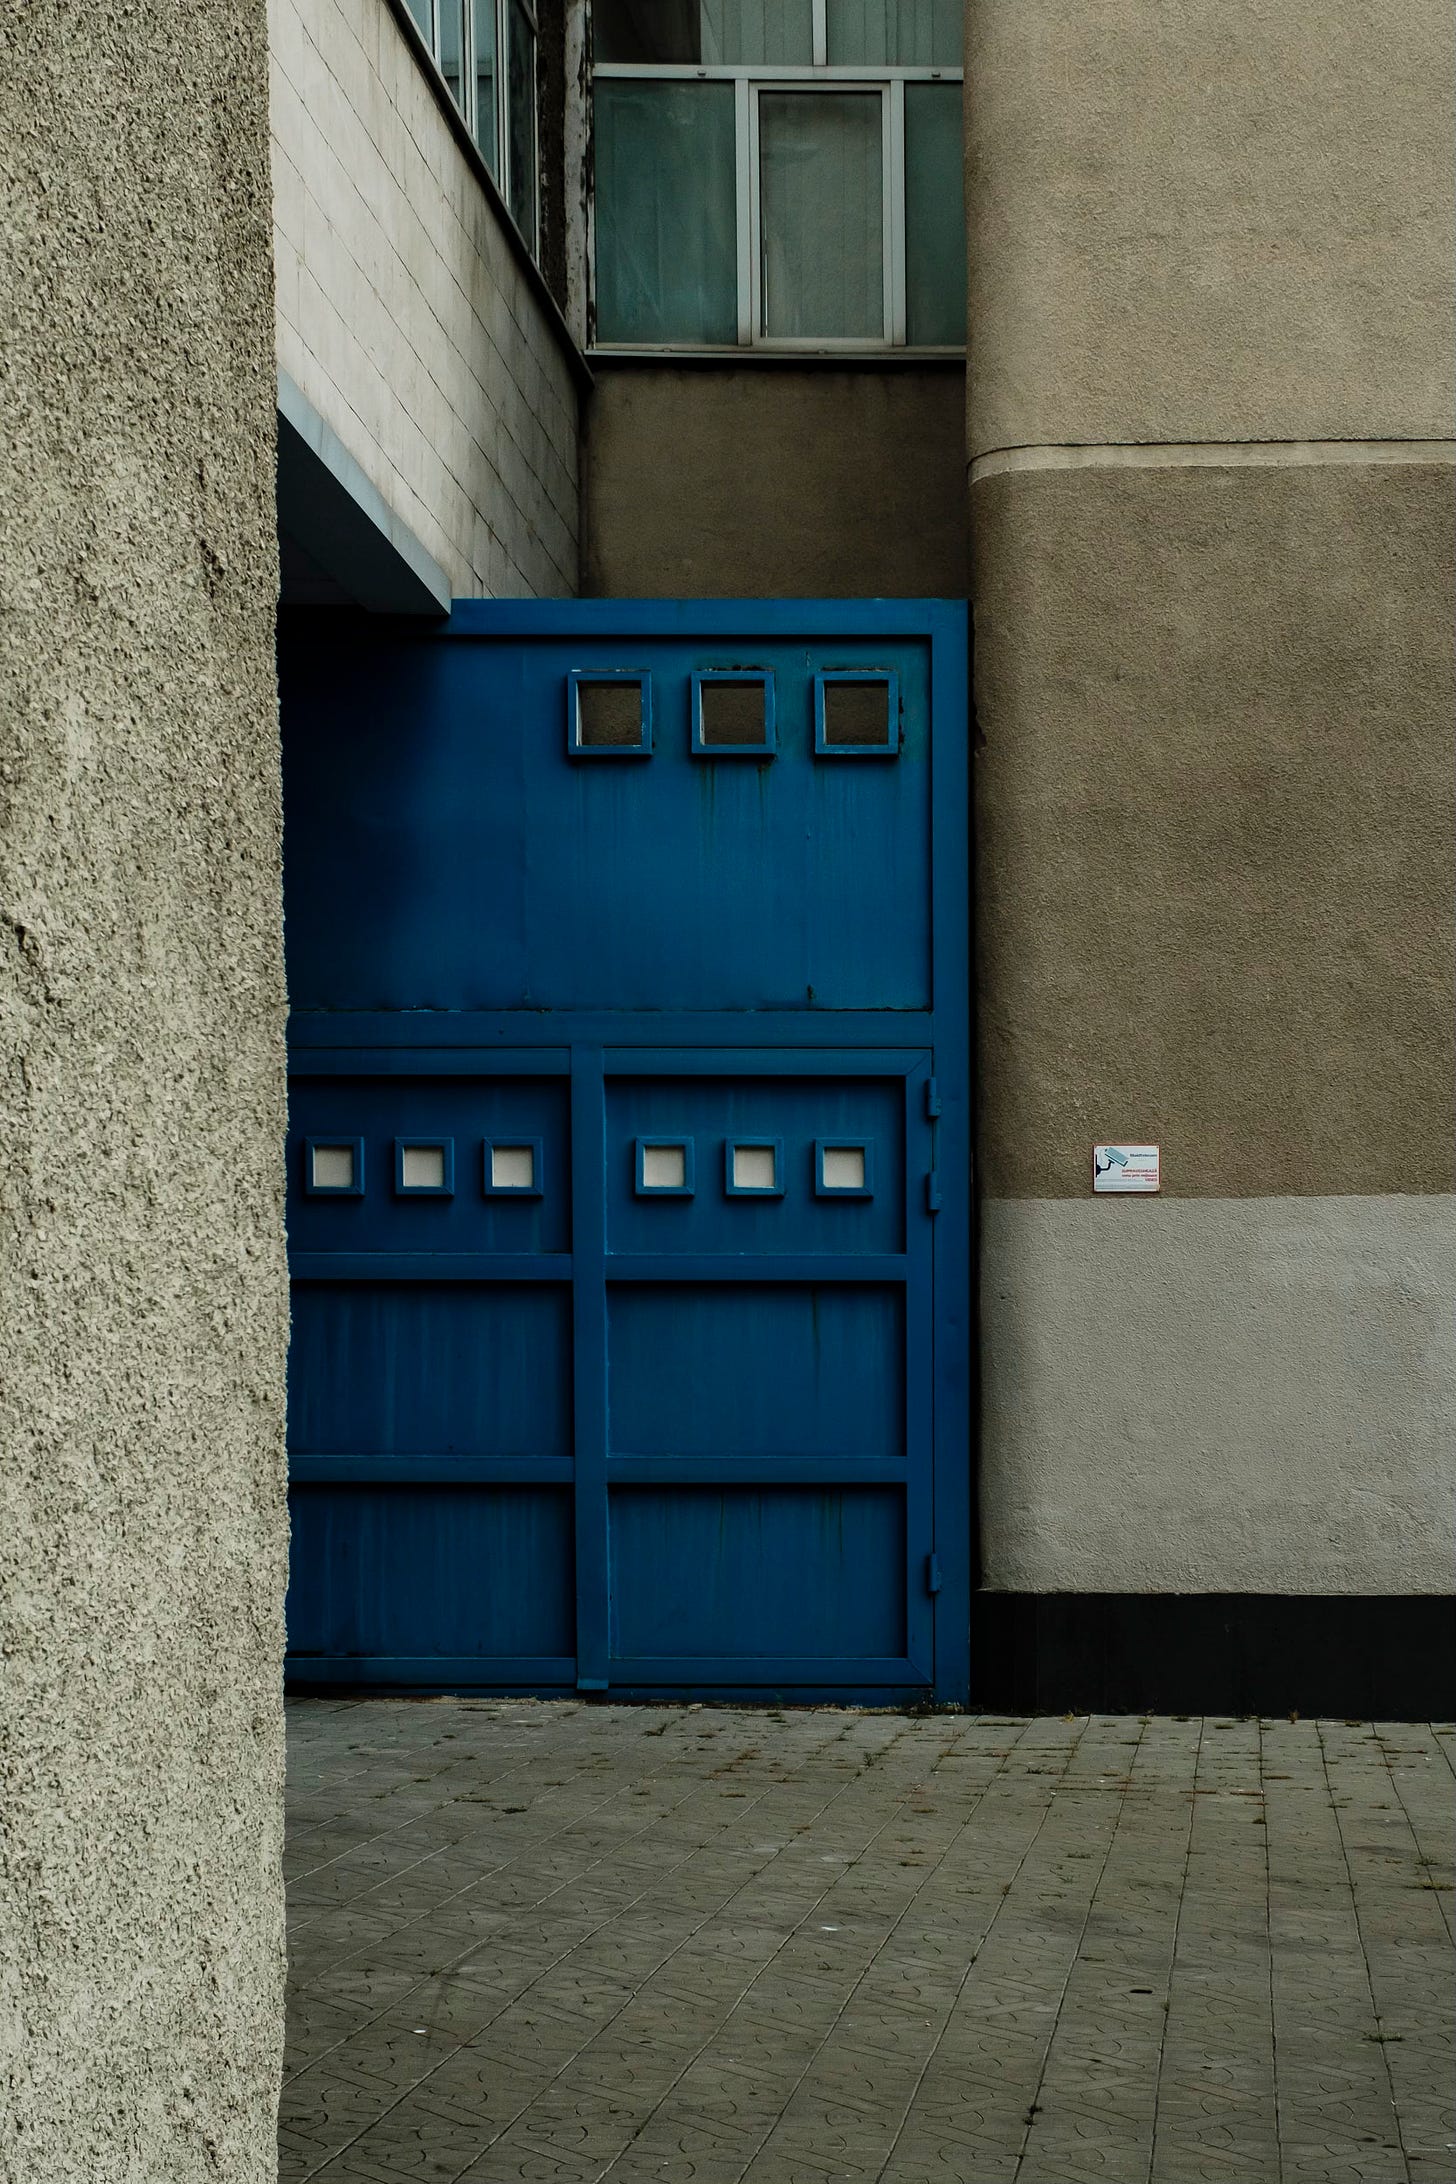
left=282, top=601, right=969, bottom=1702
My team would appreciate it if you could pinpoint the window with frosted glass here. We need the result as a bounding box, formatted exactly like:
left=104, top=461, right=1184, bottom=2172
left=506, top=0, right=537, bottom=248
left=472, top=0, right=497, bottom=168
left=594, top=80, right=738, bottom=343
left=759, top=93, right=884, bottom=341
left=905, top=84, right=965, bottom=345
left=595, top=1, right=813, bottom=64
left=825, top=0, right=961, bottom=65
left=397, top=0, right=540, bottom=263
left=437, top=0, right=465, bottom=108
left=590, top=0, right=965, bottom=351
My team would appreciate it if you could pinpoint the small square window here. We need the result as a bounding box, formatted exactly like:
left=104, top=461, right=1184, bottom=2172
left=484, top=1139, right=543, bottom=1195
left=814, top=671, right=901, bottom=756
left=816, top=1139, right=874, bottom=1198
left=395, top=1138, right=455, bottom=1196
left=304, top=1137, right=365, bottom=1195
left=567, top=670, right=652, bottom=756
left=635, top=1137, right=695, bottom=1196
left=725, top=1138, right=784, bottom=1197
left=691, top=671, right=776, bottom=757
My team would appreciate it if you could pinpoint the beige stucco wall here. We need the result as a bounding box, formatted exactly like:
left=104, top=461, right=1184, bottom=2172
left=967, top=0, right=1456, bottom=1595
left=967, top=0, right=1455, bottom=453
left=584, top=364, right=968, bottom=598
left=270, top=0, right=580, bottom=595
left=0, top=1, right=289, bottom=2176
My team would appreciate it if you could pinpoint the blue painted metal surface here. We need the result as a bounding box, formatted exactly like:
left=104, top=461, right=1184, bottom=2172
left=282, top=600, right=970, bottom=1703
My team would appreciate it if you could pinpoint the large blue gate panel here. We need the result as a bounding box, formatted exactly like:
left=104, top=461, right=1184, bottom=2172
left=606, top=1077, right=904, bottom=1254
left=288, top=1485, right=575, bottom=1659
left=281, top=626, right=932, bottom=1014
left=288, top=1284, right=572, bottom=1455
left=608, top=1487, right=905, bottom=1659
left=608, top=1284, right=903, bottom=1458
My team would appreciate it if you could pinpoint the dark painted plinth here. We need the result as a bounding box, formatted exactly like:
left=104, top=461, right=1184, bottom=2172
left=971, top=1594, right=1456, bottom=1719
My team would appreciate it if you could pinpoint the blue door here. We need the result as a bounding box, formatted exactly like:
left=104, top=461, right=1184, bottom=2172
left=282, top=601, right=969, bottom=1703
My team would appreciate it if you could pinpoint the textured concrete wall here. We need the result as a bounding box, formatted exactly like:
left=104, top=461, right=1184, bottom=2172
left=584, top=364, right=968, bottom=597
left=967, top=0, right=1456, bottom=1594
left=270, top=0, right=580, bottom=595
left=0, top=1, right=289, bottom=2177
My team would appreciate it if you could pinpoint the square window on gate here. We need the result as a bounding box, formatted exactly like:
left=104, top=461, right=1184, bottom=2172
left=484, top=1139, right=543, bottom=1195
left=395, top=1138, right=455, bottom=1196
left=814, top=671, right=901, bottom=756
left=635, top=1137, right=695, bottom=1196
left=725, top=1137, right=784, bottom=1197
left=691, top=671, right=776, bottom=757
left=566, top=669, right=652, bottom=756
left=304, top=1137, right=365, bottom=1195
left=816, top=1139, right=874, bottom=1198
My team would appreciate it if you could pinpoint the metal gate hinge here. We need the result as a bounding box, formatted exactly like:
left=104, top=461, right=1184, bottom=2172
left=925, top=1172, right=941, bottom=1213
left=925, top=1077, right=941, bottom=1118
left=925, top=1553, right=943, bottom=1596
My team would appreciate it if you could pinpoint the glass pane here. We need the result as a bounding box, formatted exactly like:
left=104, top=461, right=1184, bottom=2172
left=595, top=0, right=812, bottom=64
left=403, top=0, right=432, bottom=41
left=437, top=0, right=464, bottom=107
left=825, top=0, right=961, bottom=66
left=759, top=92, right=883, bottom=341
left=507, top=0, right=537, bottom=247
left=472, top=0, right=497, bottom=169
left=594, top=81, right=737, bottom=343
left=905, top=83, right=965, bottom=344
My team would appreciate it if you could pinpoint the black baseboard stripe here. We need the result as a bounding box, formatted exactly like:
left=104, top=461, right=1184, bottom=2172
left=970, top=1594, right=1456, bottom=1719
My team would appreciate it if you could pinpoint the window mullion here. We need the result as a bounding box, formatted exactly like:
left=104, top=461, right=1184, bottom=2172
left=737, top=78, right=755, bottom=346
left=887, top=76, right=906, bottom=345
left=811, top=0, right=827, bottom=67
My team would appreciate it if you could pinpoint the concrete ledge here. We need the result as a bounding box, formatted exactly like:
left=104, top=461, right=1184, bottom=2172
left=276, top=373, right=450, bottom=616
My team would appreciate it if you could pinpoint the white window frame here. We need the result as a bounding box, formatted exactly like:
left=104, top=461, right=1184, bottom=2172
left=411, top=0, right=540, bottom=257
left=589, top=8, right=962, bottom=356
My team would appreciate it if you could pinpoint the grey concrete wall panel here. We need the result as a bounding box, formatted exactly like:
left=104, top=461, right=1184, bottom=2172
left=584, top=363, right=969, bottom=597
left=979, top=1196, right=1456, bottom=1595
left=966, top=0, right=1456, bottom=453
left=972, top=459, right=1456, bottom=1201
left=270, top=0, right=582, bottom=597
left=0, top=0, right=289, bottom=2176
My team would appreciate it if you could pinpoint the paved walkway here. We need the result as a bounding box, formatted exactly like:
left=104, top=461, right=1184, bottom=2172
left=280, top=1702, right=1455, bottom=2184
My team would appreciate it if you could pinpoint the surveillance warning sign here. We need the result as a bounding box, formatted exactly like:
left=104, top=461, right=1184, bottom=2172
left=1092, top=1144, right=1160, bottom=1193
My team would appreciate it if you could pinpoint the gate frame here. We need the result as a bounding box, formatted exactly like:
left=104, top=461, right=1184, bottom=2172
left=286, top=599, right=971, bottom=1705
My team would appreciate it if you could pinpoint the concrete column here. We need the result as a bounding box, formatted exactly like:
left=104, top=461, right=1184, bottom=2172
left=966, top=3, right=1455, bottom=1603
left=0, top=1, right=289, bottom=2175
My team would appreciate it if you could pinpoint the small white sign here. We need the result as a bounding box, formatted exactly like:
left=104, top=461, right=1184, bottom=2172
left=1093, top=1144, right=1160, bottom=1193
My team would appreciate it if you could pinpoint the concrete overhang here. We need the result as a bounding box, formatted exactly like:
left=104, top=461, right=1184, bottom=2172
left=276, top=373, right=451, bottom=615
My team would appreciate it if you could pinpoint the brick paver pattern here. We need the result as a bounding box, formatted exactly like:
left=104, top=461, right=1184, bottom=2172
left=280, top=1703, right=1456, bottom=2184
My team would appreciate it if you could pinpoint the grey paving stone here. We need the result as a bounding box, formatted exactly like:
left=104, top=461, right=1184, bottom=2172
left=280, top=1703, right=1453, bottom=2184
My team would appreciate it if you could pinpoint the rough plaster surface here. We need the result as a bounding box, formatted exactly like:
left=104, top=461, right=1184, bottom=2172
left=979, top=1196, right=1456, bottom=1594
left=966, top=0, right=1456, bottom=453
left=0, top=3, right=290, bottom=2177
left=270, top=0, right=580, bottom=597
left=972, top=460, right=1456, bottom=1200
left=584, top=364, right=969, bottom=597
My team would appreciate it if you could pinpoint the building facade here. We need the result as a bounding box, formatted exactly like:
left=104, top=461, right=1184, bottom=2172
left=3, top=0, right=1451, bottom=2174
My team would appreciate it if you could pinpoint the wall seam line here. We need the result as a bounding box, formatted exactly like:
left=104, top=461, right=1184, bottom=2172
left=969, top=438, right=1456, bottom=484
